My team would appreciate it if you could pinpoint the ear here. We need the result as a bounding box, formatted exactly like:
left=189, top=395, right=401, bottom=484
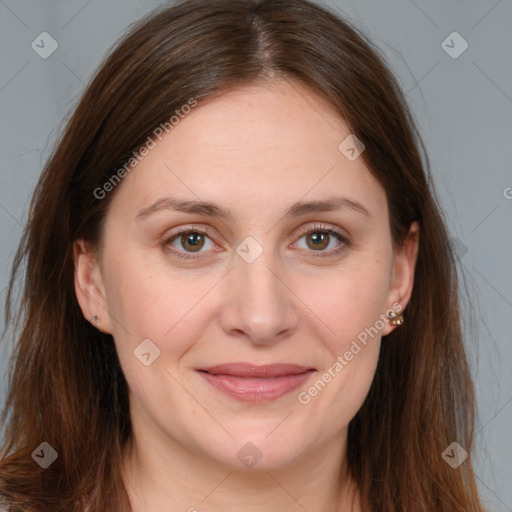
left=381, top=221, right=420, bottom=336
left=73, top=239, right=112, bottom=334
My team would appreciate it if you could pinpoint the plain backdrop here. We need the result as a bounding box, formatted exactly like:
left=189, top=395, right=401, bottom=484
left=0, top=1, right=511, bottom=510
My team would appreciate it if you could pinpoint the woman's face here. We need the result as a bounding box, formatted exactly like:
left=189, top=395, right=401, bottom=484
left=75, top=80, right=418, bottom=470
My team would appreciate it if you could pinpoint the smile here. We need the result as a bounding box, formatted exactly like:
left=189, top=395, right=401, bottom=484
left=195, top=363, right=316, bottom=402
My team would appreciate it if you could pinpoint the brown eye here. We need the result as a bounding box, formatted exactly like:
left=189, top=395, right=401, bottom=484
left=305, top=231, right=330, bottom=251
left=179, top=232, right=206, bottom=252
left=163, top=227, right=216, bottom=259
left=294, top=224, right=349, bottom=258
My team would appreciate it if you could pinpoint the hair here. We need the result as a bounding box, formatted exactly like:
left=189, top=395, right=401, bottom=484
left=0, top=0, right=487, bottom=510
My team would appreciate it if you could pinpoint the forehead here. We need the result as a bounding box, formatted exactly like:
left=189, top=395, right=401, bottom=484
left=108, top=80, right=386, bottom=221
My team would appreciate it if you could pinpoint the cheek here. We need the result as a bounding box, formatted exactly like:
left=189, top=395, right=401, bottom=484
left=290, top=253, right=389, bottom=420
left=295, top=263, right=386, bottom=442
left=293, top=254, right=391, bottom=354
left=104, top=253, right=220, bottom=367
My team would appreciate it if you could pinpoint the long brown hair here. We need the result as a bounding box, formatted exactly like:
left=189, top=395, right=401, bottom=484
left=0, top=0, right=487, bottom=510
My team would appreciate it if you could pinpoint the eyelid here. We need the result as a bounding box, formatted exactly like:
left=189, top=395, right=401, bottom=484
left=294, top=222, right=348, bottom=240
left=163, top=223, right=215, bottom=240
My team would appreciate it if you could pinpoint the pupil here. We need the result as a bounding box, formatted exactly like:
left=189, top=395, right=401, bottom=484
left=188, top=233, right=200, bottom=245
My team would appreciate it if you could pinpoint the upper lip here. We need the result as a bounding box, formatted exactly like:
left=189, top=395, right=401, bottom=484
left=196, top=363, right=315, bottom=378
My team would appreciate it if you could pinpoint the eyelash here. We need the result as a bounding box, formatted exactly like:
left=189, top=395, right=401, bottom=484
left=161, top=223, right=349, bottom=261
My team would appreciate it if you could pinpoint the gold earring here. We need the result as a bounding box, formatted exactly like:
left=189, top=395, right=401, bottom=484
left=388, top=311, right=404, bottom=326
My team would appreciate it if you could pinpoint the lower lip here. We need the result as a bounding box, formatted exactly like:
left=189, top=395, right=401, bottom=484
left=197, top=370, right=315, bottom=402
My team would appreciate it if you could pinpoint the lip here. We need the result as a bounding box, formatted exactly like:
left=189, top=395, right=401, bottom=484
left=196, top=363, right=316, bottom=402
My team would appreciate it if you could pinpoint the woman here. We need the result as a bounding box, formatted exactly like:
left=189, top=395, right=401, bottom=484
left=0, top=0, right=487, bottom=510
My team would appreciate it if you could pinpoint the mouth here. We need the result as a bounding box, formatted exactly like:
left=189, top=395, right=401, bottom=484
left=195, top=363, right=316, bottom=402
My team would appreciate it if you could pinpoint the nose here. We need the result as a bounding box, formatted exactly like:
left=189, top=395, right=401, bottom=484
left=217, top=242, right=299, bottom=346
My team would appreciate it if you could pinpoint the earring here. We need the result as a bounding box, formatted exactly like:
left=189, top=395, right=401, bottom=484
left=388, top=311, right=404, bottom=326
left=91, top=315, right=100, bottom=324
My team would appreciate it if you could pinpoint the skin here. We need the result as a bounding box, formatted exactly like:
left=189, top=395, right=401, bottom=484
left=74, top=80, right=419, bottom=512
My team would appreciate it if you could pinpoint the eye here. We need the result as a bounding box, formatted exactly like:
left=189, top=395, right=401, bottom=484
left=162, top=223, right=349, bottom=261
left=162, top=226, right=216, bottom=260
left=293, top=223, right=349, bottom=257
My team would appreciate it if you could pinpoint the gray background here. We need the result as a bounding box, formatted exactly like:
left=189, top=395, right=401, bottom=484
left=0, top=0, right=511, bottom=510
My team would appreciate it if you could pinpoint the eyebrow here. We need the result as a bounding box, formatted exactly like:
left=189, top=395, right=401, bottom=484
left=135, top=195, right=371, bottom=221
